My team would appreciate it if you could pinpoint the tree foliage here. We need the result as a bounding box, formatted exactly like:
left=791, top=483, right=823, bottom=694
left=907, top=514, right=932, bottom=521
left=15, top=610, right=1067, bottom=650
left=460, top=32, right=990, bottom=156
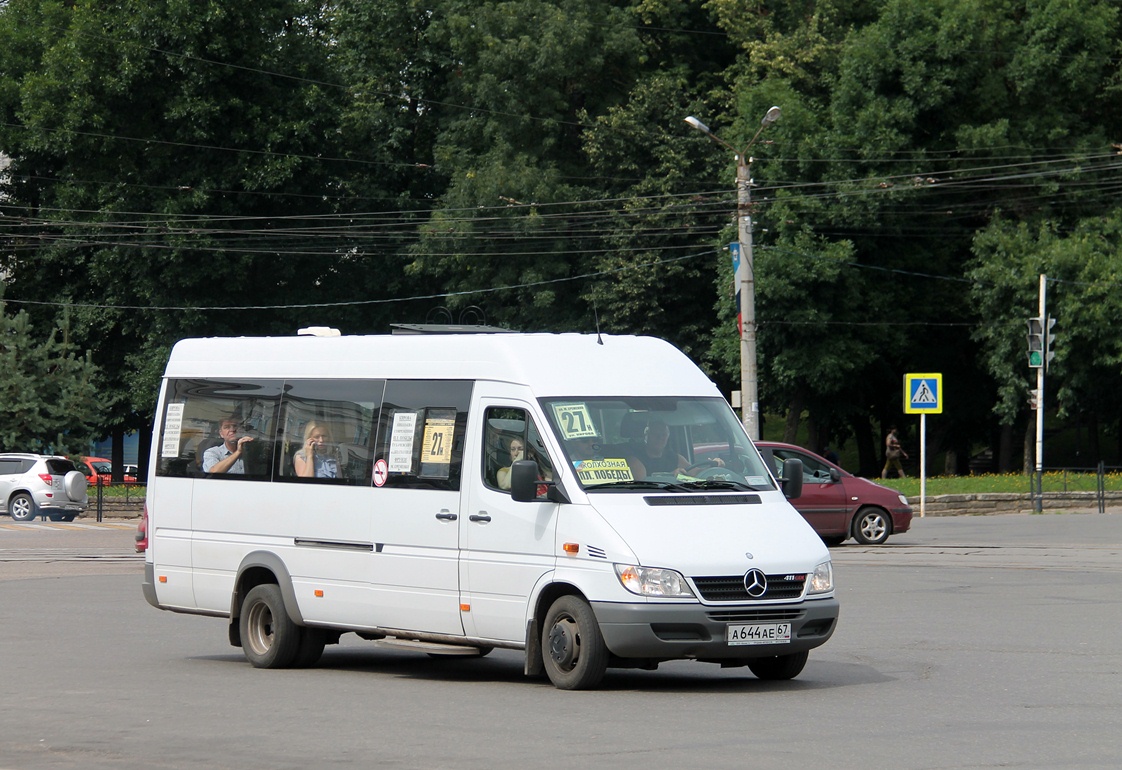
left=0, top=300, right=103, bottom=454
left=2, top=0, right=1122, bottom=470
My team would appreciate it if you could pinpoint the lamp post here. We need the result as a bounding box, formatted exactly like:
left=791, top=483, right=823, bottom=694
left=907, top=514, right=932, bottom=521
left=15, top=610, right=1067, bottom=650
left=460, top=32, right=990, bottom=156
left=685, top=106, right=781, bottom=440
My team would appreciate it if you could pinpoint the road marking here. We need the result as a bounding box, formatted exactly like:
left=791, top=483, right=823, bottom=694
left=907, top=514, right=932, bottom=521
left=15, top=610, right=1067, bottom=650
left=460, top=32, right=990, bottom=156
left=0, top=521, right=136, bottom=531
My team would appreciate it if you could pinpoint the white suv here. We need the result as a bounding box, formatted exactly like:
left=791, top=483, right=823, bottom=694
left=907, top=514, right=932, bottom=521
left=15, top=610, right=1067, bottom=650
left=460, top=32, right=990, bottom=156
left=0, top=454, right=89, bottom=522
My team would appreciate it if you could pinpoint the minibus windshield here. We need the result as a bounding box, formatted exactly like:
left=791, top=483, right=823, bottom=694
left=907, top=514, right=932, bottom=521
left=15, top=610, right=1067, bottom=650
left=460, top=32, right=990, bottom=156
left=540, top=397, right=776, bottom=492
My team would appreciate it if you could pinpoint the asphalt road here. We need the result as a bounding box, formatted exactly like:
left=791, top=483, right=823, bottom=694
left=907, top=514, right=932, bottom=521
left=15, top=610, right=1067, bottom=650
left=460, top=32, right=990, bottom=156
left=1, top=513, right=1119, bottom=769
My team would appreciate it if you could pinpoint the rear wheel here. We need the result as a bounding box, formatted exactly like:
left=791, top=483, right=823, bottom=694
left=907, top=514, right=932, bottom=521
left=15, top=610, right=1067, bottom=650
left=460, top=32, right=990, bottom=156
left=9, top=493, right=37, bottom=522
left=852, top=507, right=891, bottom=545
left=239, top=584, right=300, bottom=669
left=747, top=651, right=809, bottom=680
left=541, top=595, right=609, bottom=690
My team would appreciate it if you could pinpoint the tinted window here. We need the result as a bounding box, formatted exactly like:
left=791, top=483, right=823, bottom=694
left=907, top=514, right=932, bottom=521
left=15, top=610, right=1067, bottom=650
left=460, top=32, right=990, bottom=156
left=44, top=459, right=78, bottom=475
left=0, top=459, right=23, bottom=475
left=373, top=381, right=472, bottom=491
left=483, top=407, right=554, bottom=497
left=276, top=380, right=384, bottom=486
left=156, top=379, right=282, bottom=479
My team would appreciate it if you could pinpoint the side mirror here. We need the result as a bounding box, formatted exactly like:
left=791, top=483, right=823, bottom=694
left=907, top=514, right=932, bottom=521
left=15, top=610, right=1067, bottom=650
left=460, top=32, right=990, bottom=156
left=510, top=460, right=567, bottom=503
left=781, top=458, right=803, bottom=500
left=829, top=468, right=841, bottom=483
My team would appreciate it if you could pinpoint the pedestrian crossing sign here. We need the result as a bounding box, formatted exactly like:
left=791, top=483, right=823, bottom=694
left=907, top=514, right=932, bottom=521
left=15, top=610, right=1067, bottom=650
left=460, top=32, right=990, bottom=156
left=904, top=373, right=942, bottom=414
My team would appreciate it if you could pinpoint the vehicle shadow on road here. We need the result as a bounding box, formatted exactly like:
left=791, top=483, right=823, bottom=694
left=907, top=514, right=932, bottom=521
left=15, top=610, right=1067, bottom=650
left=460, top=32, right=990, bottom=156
left=191, top=647, right=894, bottom=692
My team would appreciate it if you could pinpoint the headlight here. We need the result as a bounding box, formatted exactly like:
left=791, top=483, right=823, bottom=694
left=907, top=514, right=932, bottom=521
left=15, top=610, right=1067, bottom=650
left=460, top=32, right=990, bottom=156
left=614, top=565, right=696, bottom=598
left=897, top=494, right=909, bottom=507
left=807, top=561, right=833, bottom=595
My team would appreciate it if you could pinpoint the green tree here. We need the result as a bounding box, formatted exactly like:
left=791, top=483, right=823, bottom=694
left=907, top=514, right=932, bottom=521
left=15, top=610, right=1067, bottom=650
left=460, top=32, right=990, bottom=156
left=969, top=214, right=1122, bottom=467
left=0, top=300, right=103, bottom=454
left=0, top=0, right=364, bottom=437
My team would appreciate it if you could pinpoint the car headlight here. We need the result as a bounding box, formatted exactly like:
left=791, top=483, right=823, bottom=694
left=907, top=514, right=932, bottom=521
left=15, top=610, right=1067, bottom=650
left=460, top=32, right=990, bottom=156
left=897, top=494, right=909, bottom=507
left=807, top=561, right=833, bottom=595
left=614, top=565, right=696, bottom=598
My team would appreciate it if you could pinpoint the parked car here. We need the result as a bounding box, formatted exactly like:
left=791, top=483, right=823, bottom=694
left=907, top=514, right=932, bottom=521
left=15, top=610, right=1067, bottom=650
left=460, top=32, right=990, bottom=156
left=0, top=453, right=89, bottom=522
left=74, top=456, right=137, bottom=484
left=755, top=441, right=913, bottom=545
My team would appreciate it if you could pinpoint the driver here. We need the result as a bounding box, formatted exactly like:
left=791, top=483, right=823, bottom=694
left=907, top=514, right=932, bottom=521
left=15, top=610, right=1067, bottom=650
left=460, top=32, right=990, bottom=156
left=631, top=420, right=689, bottom=476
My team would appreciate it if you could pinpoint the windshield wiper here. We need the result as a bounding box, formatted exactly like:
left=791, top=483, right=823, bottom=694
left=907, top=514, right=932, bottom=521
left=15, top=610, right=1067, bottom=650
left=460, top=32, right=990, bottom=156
left=585, top=480, right=692, bottom=492
left=676, top=479, right=762, bottom=492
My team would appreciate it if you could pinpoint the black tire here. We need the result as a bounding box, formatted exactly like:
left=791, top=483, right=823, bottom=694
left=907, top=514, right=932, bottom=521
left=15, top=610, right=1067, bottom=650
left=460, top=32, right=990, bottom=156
left=239, top=584, right=300, bottom=668
left=59, top=514, right=76, bottom=522
left=9, top=493, right=37, bottom=522
left=541, top=595, right=609, bottom=690
left=747, top=650, right=809, bottom=680
left=820, top=534, right=846, bottom=547
left=852, top=506, right=892, bottom=545
left=292, top=627, right=327, bottom=668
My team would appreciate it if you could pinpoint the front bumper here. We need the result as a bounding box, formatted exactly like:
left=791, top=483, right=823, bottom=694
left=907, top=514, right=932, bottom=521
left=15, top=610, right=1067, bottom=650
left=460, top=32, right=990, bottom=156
left=591, top=597, right=838, bottom=660
left=893, top=507, right=914, bottom=534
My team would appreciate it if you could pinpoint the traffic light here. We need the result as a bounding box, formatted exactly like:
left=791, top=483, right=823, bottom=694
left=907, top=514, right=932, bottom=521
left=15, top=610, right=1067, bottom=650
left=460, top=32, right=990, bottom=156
left=1027, top=317, right=1044, bottom=368
left=1027, top=316, right=1057, bottom=370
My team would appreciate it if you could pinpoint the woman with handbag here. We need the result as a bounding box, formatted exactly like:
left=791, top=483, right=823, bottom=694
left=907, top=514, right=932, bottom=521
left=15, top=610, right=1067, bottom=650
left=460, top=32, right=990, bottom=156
left=882, top=426, right=908, bottom=478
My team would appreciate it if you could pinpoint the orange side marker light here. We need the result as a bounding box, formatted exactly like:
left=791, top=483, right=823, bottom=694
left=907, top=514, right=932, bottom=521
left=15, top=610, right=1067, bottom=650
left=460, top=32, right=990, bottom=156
left=562, top=542, right=580, bottom=555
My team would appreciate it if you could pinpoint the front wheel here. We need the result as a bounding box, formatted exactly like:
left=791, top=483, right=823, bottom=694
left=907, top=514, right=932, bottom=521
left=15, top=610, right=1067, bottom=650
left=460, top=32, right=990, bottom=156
left=852, top=506, right=892, bottom=545
left=747, top=651, right=809, bottom=680
left=240, top=584, right=300, bottom=668
left=9, top=493, right=37, bottom=522
left=541, top=595, right=609, bottom=690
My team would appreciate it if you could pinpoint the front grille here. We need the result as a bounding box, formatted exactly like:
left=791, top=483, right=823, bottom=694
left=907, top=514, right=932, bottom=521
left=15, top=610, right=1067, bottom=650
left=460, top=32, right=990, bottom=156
left=692, top=574, right=806, bottom=601
left=707, top=608, right=803, bottom=623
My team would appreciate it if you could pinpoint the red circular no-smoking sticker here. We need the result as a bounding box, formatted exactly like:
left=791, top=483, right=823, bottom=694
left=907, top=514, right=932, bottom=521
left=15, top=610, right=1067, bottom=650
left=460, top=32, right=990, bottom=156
left=372, top=458, right=389, bottom=487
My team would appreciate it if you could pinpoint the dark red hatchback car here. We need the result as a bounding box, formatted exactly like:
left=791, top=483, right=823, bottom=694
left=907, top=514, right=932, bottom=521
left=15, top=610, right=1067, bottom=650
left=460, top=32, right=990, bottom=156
left=755, top=441, right=913, bottom=545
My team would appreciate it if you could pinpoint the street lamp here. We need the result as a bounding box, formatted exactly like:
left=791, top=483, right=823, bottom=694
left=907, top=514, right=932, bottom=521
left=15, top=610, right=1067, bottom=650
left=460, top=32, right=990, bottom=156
left=685, top=106, right=781, bottom=440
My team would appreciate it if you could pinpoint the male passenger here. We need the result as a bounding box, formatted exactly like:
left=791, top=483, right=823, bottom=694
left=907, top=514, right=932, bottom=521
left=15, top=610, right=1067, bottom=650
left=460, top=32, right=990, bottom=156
left=203, top=416, right=254, bottom=474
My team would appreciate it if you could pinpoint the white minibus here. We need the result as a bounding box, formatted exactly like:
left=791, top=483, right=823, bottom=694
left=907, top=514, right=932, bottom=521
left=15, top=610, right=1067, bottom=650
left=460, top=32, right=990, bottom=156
left=141, top=332, right=837, bottom=689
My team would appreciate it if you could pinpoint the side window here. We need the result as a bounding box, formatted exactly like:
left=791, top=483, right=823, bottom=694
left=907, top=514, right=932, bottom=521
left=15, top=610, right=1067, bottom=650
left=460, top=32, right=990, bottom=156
left=155, top=378, right=282, bottom=479
left=277, top=380, right=384, bottom=485
left=483, top=407, right=555, bottom=497
left=372, top=381, right=472, bottom=491
left=0, top=459, right=21, bottom=475
left=775, top=449, right=830, bottom=484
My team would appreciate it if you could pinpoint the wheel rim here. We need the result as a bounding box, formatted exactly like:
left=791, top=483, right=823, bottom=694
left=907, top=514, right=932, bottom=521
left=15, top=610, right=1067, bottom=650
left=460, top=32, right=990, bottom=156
left=547, top=616, right=580, bottom=672
left=11, top=497, right=32, bottom=519
left=860, top=513, right=886, bottom=541
left=245, top=600, right=275, bottom=656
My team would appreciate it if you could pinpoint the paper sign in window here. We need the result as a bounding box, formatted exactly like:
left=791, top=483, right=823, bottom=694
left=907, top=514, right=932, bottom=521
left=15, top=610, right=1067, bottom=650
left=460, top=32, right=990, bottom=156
left=161, top=403, right=185, bottom=458
left=551, top=403, right=597, bottom=439
left=388, top=412, right=418, bottom=472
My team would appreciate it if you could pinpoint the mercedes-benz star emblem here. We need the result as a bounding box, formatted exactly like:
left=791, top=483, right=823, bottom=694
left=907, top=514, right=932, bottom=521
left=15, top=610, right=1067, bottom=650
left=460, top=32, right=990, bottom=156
left=743, top=568, right=767, bottom=598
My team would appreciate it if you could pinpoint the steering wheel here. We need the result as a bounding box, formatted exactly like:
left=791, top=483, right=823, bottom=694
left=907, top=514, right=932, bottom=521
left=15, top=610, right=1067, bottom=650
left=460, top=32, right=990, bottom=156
left=684, top=460, right=719, bottom=475
left=693, top=466, right=748, bottom=482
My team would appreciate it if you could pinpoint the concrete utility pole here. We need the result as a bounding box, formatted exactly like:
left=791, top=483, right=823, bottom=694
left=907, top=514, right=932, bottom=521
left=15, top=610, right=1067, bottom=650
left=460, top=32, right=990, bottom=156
left=685, top=107, right=781, bottom=439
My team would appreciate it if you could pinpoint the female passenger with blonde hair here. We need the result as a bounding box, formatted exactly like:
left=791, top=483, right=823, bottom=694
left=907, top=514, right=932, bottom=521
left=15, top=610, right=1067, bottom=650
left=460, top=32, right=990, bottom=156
left=293, top=420, right=340, bottom=478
